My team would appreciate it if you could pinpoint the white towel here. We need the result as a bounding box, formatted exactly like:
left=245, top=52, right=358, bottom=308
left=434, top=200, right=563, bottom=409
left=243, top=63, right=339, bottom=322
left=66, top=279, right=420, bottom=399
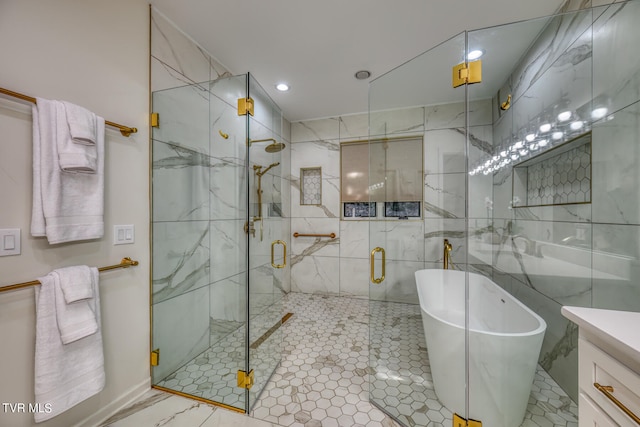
left=31, top=98, right=105, bottom=244
left=57, top=265, right=94, bottom=303
left=55, top=266, right=98, bottom=344
left=34, top=267, right=105, bottom=423
left=59, top=101, right=97, bottom=173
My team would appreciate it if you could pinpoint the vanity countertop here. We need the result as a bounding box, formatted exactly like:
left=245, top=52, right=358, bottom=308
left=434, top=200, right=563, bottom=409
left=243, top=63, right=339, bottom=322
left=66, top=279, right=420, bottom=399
left=561, top=306, right=640, bottom=372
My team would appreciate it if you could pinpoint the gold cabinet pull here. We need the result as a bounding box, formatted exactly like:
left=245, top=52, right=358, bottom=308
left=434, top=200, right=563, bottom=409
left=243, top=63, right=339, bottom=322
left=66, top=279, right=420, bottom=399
left=370, top=247, right=385, bottom=284
left=271, top=240, right=286, bottom=269
left=594, top=383, right=640, bottom=425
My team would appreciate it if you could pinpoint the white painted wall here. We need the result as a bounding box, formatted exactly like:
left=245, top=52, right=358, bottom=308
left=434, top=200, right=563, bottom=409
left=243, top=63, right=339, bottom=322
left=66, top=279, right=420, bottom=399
left=0, top=1, right=150, bottom=426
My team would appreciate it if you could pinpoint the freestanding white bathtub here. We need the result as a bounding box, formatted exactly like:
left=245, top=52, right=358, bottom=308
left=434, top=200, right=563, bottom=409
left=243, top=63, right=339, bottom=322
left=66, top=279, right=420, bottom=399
left=415, top=269, right=546, bottom=427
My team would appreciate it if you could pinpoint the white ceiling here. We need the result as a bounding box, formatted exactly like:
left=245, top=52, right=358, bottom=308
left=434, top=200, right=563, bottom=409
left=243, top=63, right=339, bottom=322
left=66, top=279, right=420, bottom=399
left=149, top=0, right=566, bottom=122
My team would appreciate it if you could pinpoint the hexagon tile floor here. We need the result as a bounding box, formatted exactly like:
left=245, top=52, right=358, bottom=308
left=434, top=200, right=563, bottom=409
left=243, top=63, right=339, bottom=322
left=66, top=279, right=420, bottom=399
left=250, top=293, right=578, bottom=427
left=151, top=292, right=578, bottom=427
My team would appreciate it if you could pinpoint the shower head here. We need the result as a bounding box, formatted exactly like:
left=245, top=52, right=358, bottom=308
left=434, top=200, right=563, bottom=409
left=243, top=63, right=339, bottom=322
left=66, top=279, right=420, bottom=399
left=249, top=138, right=286, bottom=153
left=265, top=142, right=286, bottom=153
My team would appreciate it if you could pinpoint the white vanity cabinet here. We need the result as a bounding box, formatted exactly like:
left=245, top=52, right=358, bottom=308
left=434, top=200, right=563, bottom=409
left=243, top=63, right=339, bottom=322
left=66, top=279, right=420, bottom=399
left=562, top=307, right=640, bottom=427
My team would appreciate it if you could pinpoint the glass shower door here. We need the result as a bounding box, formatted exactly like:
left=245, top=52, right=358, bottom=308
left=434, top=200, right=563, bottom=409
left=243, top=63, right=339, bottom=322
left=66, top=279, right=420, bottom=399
left=151, top=75, right=249, bottom=412
left=368, top=34, right=468, bottom=426
left=246, top=73, right=285, bottom=409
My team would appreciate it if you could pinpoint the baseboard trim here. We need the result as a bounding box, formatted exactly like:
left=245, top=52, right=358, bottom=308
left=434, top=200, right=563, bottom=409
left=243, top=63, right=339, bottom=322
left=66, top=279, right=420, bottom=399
left=75, top=378, right=151, bottom=427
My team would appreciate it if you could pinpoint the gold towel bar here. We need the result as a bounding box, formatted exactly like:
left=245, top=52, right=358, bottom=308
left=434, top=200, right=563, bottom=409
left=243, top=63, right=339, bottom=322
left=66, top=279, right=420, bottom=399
left=0, top=87, right=138, bottom=137
left=0, top=257, right=139, bottom=293
left=293, top=232, right=336, bottom=239
left=594, top=383, right=640, bottom=425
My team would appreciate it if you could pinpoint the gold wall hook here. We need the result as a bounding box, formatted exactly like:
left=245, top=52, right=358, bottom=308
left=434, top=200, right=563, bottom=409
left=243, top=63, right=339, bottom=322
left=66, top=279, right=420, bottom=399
left=218, top=130, right=229, bottom=139
left=500, top=94, right=512, bottom=111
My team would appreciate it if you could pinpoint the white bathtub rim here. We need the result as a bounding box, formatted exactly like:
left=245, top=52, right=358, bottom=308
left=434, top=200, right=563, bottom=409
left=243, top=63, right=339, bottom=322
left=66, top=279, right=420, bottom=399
left=415, top=268, right=547, bottom=337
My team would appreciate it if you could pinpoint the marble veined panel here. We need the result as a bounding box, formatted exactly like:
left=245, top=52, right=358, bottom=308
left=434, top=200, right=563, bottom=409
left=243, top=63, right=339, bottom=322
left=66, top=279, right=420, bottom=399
left=339, top=257, right=369, bottom=299
left=592, top=101, right=640, bottom=225
left=291, top=178, right=340, bottom=219
left=152, top=83, right=210, bottom=153
left=369, top=107, right=424, bottom=138
left=424, top=172, right=466, bottom=219
left=152, top=286, right=210, bottom=383
left=210, top=220, right=246, bottom=283
left=369, top=221, right=424, bottom=262
left=153, top=221, right=210, bottom=305
left=291, top=117, right=339, bottom=143
left=593, top=1, right=640, bottom=117
left=424, top=218, right=467, bottom=265
left=291, top=140, right=340, bottom=180
left=210, top=273, right=246, bottom=323
left=423, top=128, right=467, bottom=174
left=339, top=113, right=368, bottom=141
left=291, top=256, right=340, bottom=295
left=151, top=10, right=212, bottom=86
left=291, top=218, right=340, bottom=257
left=339, top=220, right=369, bottom=259
left=153, top=140, right=210, bottom=222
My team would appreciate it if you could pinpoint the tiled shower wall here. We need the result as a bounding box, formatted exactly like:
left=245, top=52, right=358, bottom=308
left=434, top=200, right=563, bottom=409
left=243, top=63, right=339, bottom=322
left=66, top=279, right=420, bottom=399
left=150, top=9, right=292, bottom=382
left=476, top=1, right=640, bottom=401
left=289, top=100, right=493, bottom=302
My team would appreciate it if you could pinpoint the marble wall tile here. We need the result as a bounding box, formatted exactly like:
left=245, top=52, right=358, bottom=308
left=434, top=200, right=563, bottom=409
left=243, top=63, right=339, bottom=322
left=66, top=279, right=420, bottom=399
left=151, top=10, right=212, bottom=86
left=424, top=99, right=493, bottom=131
left=291, top=177, right=340, bottom=218
left=370, top=221, right=424, bottom=262
left=425, top=172, right=466, bottom=219
left=424, top=128, right=467, bottom=174
left=153, top=221, right=210, bottom=304
left=424, top=218, right=467, bottom=265
left=369, top=107, right=424, bottom=138
left=469, top=173, right=495, bottom=220
left=152, top=286, right=210, bottom=383
left=510, top=10, right=593, bottom=104
left=339, top=113, right=369, bottom=141
left=152, top=83, right=210, bottom=153
left=339, top=220, right=369, bottom=259
left=290, top=117, right=340, bottom=143
left=208, top=74, right=247, bottom=111
left=210, top=220, right=246, bottom=283
left=210, top=273, right=246, bottom=323
left=291, top=256, right=340, bottom=295
left=592, top=101, right=640, bottom=224
left=506, top=276, right=578, bottom=402
left=152, top=57, right=198, bottom=92
left=592, top=223, right=640, bottom=311
left=291, top=218, right=340, bottom=257
left=467, top=125, right=494, bottom=166
left=369, top=260, right=423, bottom=304
left=153, top=141, right=210, bottom=222
left=339, top=257, right=369, bottom=299
left=290, top=140, right=340, bottom=180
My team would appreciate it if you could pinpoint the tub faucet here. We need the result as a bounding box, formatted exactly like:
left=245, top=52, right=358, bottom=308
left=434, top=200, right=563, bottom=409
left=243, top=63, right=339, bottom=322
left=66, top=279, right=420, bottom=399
left=443, top=239, right=454, bottom=270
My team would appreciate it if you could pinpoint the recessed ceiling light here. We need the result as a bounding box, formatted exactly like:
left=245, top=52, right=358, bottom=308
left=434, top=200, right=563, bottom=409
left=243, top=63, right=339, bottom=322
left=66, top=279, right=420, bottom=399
left=275, top=83, right=289, bottom=92
left=354, top=70, right=371, bottom=80
left=467, top=49, right=484, bottom=60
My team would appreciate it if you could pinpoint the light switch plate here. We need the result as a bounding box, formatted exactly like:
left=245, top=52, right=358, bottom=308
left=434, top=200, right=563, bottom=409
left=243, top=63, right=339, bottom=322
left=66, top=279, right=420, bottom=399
left=113, top=225, right=134, bottom=245
left=0, top=228, right=21, bottom=256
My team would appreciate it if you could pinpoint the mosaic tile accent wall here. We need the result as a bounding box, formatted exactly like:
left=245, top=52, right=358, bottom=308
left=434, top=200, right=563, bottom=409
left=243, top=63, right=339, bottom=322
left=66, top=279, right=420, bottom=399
left=525, top=142, right=591, bottom=206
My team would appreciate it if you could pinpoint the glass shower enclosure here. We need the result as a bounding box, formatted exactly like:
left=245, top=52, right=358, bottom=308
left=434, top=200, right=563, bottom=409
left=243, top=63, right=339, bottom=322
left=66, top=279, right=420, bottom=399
left=150, top=72, right=286, bottom=412
left=368, top=2, right=640, bottom=426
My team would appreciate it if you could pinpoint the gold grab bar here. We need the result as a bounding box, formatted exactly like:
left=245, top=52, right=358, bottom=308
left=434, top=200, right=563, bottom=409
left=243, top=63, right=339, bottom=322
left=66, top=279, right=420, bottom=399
left=0, top=87, right=138, bottom=137
left=594, top=383, right=640, bottom=425
left=0, top=257, right=140, bottom=293
left=370, top=247, right=385, bottom=284
left=293, top=232, right=336, bottom=239
left=271, top=240, right=286, bottom=269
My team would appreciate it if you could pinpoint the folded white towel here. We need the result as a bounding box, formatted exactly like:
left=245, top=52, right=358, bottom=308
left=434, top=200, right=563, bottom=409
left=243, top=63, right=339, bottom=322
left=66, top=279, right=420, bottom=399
left=58, top=101, right=97, bottom=173
left=62, top=101, right=97, bottom=145
left=34, top=267, right=104, bottom=423
left=53, top=270, right=98, bottom=345
left=31, top=98, right=105, bottom=244
left=56, top=265, right=94, bottom=303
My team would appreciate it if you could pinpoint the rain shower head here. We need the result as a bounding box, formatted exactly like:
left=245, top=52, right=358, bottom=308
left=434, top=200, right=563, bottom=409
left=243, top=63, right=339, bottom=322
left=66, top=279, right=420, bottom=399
left=250, top=138, right=286, bottom=153
left=265, top=142, right=286, bottom=153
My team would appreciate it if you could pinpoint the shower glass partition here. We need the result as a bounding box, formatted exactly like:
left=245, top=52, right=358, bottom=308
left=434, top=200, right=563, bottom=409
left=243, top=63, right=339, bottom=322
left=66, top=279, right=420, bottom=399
left=369, top=2, right=640, bottom=426
left=151, top=72, right=284, bottom=413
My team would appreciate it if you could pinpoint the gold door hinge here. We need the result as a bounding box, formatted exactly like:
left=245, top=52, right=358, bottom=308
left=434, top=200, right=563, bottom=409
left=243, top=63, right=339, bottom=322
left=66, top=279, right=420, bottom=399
left=151, top=349, right=160, bottom=366
left=151, top=112, right=159, bottom=127
left=452, top=60, right=482, bottom=88
left=237, top=369, right=254, bottom=389
left=238, top=97, right=254, bottom=116
left=453, top=414, right=482, bottom=427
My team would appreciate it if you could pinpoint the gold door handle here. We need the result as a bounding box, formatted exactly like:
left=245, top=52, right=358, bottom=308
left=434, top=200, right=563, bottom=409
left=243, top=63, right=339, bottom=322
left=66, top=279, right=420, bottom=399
left=370, top=247, right=385, bottom=284
left=594, top=383, right=640, bottom=424
left=271, top=240, right=286, bottom=269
